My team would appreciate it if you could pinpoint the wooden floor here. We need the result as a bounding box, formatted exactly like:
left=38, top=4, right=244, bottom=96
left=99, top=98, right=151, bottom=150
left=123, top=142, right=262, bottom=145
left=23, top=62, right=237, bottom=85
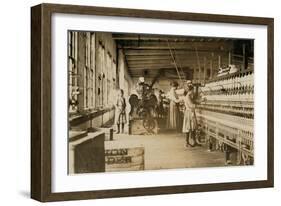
left=107, top=131, right=226, bottom=171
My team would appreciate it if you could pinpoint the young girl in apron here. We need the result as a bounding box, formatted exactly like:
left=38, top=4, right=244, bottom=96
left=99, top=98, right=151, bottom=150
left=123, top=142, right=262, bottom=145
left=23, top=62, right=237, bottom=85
left=181, top=84, right=197, bottom=147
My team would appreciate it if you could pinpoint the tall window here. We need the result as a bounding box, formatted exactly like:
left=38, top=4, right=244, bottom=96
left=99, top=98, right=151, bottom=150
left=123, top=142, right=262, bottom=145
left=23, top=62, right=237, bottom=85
left=97, top=42, right=105, bottom=108
left=68, top=31, right=96, bottom=114
left=112, top=60, right=116, bottom=90
left=102, top=49, right=107, bottom=108
left=90, top=33, right=96, bottom=109
left=69, top=33, right=119, bottom=113
left=68, top=31, right=78, bottom=113
left=107, top=56, right=112, bottom=106
left=105, top=52, right=111, bottom=106
left=84, top=33, right=95, bottom=109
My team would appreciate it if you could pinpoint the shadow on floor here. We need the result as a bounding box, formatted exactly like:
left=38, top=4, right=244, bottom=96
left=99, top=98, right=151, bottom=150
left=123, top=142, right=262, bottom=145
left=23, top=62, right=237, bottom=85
left=18, top=190, right=30, bottom=198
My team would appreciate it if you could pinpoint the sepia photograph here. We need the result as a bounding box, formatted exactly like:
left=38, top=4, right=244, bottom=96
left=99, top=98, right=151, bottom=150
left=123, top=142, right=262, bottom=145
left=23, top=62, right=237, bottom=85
left=67, top=31, right=254, bottom=174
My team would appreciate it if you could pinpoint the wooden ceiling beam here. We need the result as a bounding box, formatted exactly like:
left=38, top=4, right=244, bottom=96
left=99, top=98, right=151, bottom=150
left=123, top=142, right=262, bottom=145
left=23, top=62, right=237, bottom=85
left=128, top=64, right=193, bottom=69
left=113, top=36, right=193, bottom=41
left=129, top=72, right=189, bottom=76
left=124, top=49, right=229, bottom=56
left=126, top=56, right=172, bottom=60
left=128, top=60, right=202, bottom=66
left=128, top=70, right=190, bottom=79
left=118, top=41, right=231, bottom=50
left=128, top=62, right=222, bottom=70
left=125, top=52, right=228, bottom=60
left=112, top=34, right=230, bottom=42
left=127, top=56, right=229, bottom=66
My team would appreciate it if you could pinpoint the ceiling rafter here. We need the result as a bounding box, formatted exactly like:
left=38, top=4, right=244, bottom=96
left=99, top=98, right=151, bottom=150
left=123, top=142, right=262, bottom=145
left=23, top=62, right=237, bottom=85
left=114, top=33, right=234, bottom=77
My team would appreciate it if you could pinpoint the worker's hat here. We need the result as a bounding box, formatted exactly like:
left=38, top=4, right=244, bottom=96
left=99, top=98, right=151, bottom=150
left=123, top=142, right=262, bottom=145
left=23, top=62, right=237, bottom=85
left=139, top=77, right=145, bottom=83
left=185, top=80, right=192, bottom=85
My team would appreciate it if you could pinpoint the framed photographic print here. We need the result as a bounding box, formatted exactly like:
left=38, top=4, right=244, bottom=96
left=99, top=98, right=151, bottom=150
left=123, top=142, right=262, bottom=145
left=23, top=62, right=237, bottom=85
left=31, top=3, right=274, bottom=202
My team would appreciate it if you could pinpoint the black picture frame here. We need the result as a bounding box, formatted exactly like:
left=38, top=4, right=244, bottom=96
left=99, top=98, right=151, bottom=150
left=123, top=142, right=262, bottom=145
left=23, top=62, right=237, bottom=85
left=31, top=3, right=274, bottom=202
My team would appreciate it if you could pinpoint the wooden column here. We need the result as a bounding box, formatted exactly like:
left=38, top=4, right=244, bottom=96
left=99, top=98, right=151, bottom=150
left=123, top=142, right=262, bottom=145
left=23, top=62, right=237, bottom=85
left=210, top=59, right=213, bottom=79
left=193, top=65, right=196, bottom=82
left=210, top=52, right=214, bottom=79
left=218, top=55, right=221, bottom=68
left=228, top=50, right=232, bottom=65
left=242, top=44, right=246, bottom=70
left=203, top=57, right=206, bottom=82
left=198, top=65, right=201, bottom=83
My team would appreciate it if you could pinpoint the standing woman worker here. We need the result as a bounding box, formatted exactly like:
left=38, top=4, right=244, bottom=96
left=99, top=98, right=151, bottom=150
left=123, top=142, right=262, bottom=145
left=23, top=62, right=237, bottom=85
left=166, top=81, right=180, bottom=130
left=115, top=89, right=127, bottom=134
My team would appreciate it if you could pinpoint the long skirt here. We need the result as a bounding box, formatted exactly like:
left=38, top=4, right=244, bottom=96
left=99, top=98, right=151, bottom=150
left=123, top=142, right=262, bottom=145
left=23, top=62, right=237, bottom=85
left=166, top=101, right=179, bottom=130
left=115, top=110, right=127, bottom=124
left=182, top=109, right=197, bottom=133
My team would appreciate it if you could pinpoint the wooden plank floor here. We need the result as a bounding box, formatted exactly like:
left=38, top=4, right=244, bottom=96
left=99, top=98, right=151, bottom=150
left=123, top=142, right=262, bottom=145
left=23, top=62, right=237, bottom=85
left=110, top=131, right=226, bottom=171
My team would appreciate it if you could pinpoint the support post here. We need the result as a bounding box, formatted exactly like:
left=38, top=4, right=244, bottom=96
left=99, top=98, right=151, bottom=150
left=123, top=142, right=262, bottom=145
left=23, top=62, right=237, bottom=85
left=242, top=44, right=246, bottom=70
left=228, top=50, right=232, bottom=65
left=210, top=59, right=213, bottom=79
left=193, top=65, right=196, bottom=82
left=203, top=57, right=206, bottom=82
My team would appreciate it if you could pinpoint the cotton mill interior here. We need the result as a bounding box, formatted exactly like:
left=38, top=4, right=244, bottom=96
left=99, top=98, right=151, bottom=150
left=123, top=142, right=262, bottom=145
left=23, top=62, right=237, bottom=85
left=67, top=31, right=254, bottom=174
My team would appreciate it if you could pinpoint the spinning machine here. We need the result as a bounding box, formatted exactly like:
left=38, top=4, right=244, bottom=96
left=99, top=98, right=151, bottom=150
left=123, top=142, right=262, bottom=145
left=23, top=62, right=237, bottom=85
left=196, top=68, right=254, bottom=165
